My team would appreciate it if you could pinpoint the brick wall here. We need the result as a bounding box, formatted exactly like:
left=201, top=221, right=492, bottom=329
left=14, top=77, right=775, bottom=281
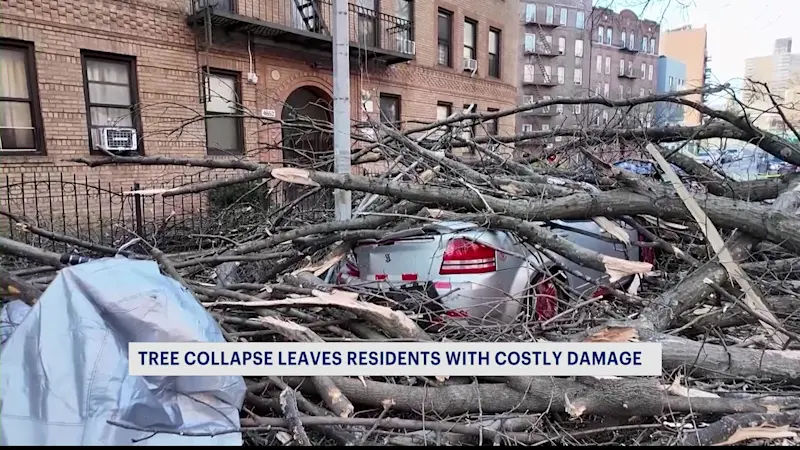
left=0, top=0, right=519, bottom=237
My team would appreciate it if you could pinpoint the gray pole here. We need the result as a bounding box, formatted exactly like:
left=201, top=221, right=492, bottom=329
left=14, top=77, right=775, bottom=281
left=332, top=0, right=352, bottom=220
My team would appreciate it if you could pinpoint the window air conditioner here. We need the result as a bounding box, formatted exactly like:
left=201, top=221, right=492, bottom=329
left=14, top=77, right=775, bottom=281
left=523, top=95, right=535, bottom=105
left=99, top=127, right=138, bottom=152
left=463, top=57, right=478, bottom=72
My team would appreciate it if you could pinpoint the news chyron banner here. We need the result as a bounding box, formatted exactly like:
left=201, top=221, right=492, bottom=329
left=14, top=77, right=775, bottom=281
left=129, top=342, right=662, bottom=377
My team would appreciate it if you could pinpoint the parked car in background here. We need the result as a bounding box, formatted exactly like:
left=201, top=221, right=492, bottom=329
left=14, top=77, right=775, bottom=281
left=331, top=159, right=661, bottom=328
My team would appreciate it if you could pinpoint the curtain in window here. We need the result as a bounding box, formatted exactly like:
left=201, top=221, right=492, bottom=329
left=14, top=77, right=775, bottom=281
left=0, top=48, right=34, bottom=149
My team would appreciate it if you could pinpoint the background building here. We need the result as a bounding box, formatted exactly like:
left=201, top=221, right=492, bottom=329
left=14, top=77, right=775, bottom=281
left=0, top=0, right=520, bottom=229
left=654, top=56, right=686, bottom=125
left=588, top=7, right=660, bottom=128
left=659, top=25, right=709, bottom=126
left=517, top=0, right=592, bottom=145
left=743, top=37, right=800, bottom=131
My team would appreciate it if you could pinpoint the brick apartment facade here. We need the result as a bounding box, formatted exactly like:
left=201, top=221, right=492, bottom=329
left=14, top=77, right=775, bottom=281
left=587, top=7, right=659, bottom=128
left=0, top=0, right=519, bottom=233
left=517, top=0, right=592, bottom=147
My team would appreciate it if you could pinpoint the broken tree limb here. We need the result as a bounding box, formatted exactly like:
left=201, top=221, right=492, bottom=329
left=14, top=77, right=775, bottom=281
left=679, top=410, right=800, bottom=446
left=268, top=167, right=800, bottom=252
left=279, top=388, right=312, bottom=446
left=643, top=143, right=786, bottom=345
left=0, top=267, right=42, bottom=305
left=274, top=375, right=779, bottom=418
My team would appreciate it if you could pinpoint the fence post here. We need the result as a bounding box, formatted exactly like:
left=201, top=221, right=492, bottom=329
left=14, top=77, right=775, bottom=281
left=132, top=182, right=144, bottom=239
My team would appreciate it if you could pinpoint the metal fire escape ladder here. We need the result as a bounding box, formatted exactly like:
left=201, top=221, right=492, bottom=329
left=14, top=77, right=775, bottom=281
left=532, top=23, right=552, bottom=84
left=293, top=0, right=329, bottom=34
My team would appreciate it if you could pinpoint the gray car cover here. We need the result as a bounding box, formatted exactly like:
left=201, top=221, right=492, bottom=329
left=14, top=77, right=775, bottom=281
left=0, top=257, right=246, bottom=446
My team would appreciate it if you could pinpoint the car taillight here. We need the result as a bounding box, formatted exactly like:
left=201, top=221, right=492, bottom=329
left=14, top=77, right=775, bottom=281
left=639, top=233, right=656, bottom=266
left=439, top=238, right=497, bottom=275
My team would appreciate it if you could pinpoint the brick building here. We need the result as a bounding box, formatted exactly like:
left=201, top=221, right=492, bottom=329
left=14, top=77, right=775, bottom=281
left=0, top=0, right=519, bottom=237
left=587, top=7, right=659, bottom=128
left=518, top=0, right=592, bottom=141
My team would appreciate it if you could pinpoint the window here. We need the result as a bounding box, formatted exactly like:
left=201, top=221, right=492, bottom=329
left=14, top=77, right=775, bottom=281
left=597, top=25, right=604, bottom=42
left=542, top=95, right=551, bottom=112
left=648, top=64, right=653, bottom=80
left=595, top=55, right=602, bottom=73
left=522, top=123, right=533, bottom=132
left=486, top=108, right=499, bottom=136
left=621, top=30, right=626, bottom=46
left=642, top=36, right=648, bottom=52
left=558, top=37, right=566, bottom=54
left=627, top=60, right=632, bottom=73
left=574, top=104, right=581, bottom=114
left=379, top=93, right=401, bottom=128
left=602, top=110, right=609, bottom=124
left=557, top=66, right=565, bottom=84
left=574, top=39, right=584, bottom=57
left=559, top=7, right=568, bottom=26
left=546, top=5, right=554, bottom=23
left=545, top=35, right=553, bottom=50
left=0, top=39, right=44, bottom=154
left=628, top=32, right=635, bottom=49
left=462, top=103, right=477, bottom=145
left=524, top=64, right=536, bottom=82
left=437, top=9, right=452, bottom=66
left=488, top=28, right=501, bottom=77
left=574, top=68, right=582, bottom=85
left=556, top=99, right=563, bottom=114
left=525, top=3, right=536, bottom=22
left=82, top=51, right=143, bottom=154
left=437, top=102, right=452, bottom=133
left=618, top=85, right=624, bottom=99
left=605, top=27, right=613, bottom=45
left=396, top=0, right=414, bottom=41
left=576, top=11, right=584, bottom=29
left=525, top=33, right=536, bottom=52
left=603, top=83, right=609, bottom=97
left=463, top=18, right=477, bottom=63
left=639, top=88, right=645, bottom=97
left=605, top=56, right=610, bottom=74
left=542, top=124, right=550, bottom=131
left=619, top=59, right=624, bottom=76
left=641, top=62, right=646, bottom=79
left=650, top=38, right=656, bottom=54
left=355, top=0, right=378, bottom=46
left=668, top=76, right=674, bottom=89
left=201, top=69, right=242, bottom=155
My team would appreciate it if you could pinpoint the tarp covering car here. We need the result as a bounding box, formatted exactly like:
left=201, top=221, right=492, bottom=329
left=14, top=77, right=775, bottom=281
left=0, top=257, right=246, bottom=446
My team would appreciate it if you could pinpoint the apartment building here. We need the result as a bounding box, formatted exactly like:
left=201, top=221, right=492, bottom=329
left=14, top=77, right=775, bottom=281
left=0, top=0, right=519, bottom=203
left=518, top=0, right=592, bottom=140
left=654, top=56, right=686, bottom=126
left=659, top=25, right=709, bottom=126
left=743, top=37, right=800, bottom=131
left=588, top=7, right=659, bottom=127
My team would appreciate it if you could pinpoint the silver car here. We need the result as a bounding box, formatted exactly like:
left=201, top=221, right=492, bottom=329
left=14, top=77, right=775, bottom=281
left=334, top=219, right=654, bottom=326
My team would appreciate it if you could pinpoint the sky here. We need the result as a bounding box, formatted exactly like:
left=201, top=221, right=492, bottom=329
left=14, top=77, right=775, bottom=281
left=598, top=0, right=800, bottom=105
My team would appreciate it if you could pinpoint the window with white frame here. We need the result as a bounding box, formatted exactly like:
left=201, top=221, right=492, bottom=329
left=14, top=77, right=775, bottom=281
left=668, top=76, right=674, bottom=89
left=557, top=66, right=565, bottom=84
left=524, top=64, right=535, bottom=82
left=639, top=88, right=645, bottom=97
left=576, top=11, right=584, bottom=29
left=642, top=36, right=648, bottom=52
left=618, top=85, right=624, bottom=98
left=650, top=38, right=656, bottom=54
left=648, top=64, right=653, bottom=80
left=621, top=30, right=626, bottom=46
left=605, top=56, right=610, bottom=74
left=556, top=101, right=563, bottom=114
left=574, top=68, right=582, bottom=85
left=203, top=69, right=242, bottom=154
left=525, top=33, right=536, bottom=52
left=628, top=32, right=634, bottom=49
left=544, top=65, right=552, bottom=81
left=542, top=123, right=550, bottom=131
left=545, top=5, right=554, bottom=23
left=558, top=36, right=566, bottom=54
left=522, top=123, right=533, bottom=132
left=596, top=55, right=602, bottom=73
left=574, top=39, right=583, bottom=57
left=574, top=104, right=581, bottom=114
left=545, top=35, right=553, bottom=51
left=641, top=62, right=646, bottom=79
left=0, top=40, right=44, bottom=154
left=525, top=4, right=536, bottom=22
left=619, top=59, right=624, bottom=75
left=603, top=83, right=609, bottom=97
left=605, top=27, right=612, bottom=44
left=597, top=25, right=604, bottom=42
left=602, top=110, right=609, bottom=124
left=559, top=7, right=568, bottom=26
left=542, top=95, right=551, bottom=112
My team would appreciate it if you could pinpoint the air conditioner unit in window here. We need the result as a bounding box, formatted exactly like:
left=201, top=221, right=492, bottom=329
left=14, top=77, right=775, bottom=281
left=523, top=95, right=535, bottom=105
left=463, top=57, right=478, bottom=72
left=395, top=38, right=416, bottom=55
left=99, top=127, right=138, bottom=152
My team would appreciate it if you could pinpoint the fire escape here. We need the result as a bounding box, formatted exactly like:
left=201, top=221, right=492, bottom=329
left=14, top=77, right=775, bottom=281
left=522, top=10, right=559, bottom=149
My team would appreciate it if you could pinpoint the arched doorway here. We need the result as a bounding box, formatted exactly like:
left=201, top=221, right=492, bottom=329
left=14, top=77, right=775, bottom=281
left=281, top=86, right=334, bottom=215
